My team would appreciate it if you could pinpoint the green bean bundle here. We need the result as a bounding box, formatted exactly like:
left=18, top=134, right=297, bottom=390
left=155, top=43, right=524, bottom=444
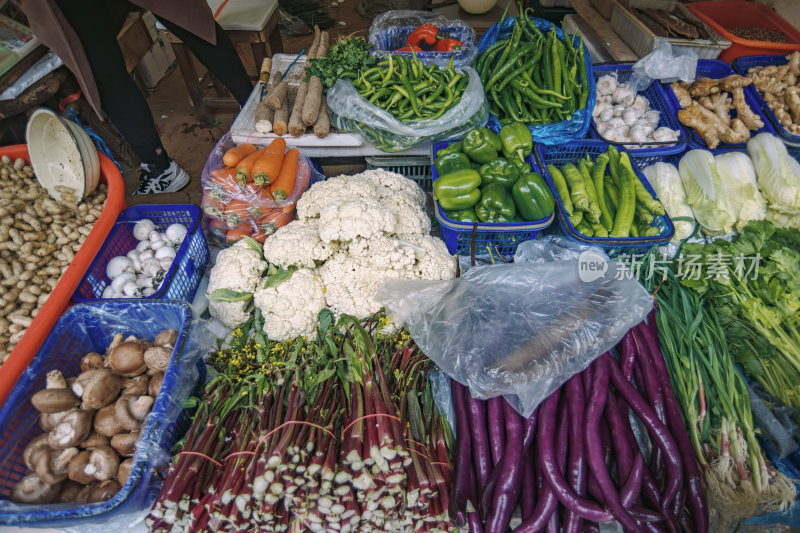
left=476, top=5, right=589, bottom=125
left=353, top=54, right=469, bottom=122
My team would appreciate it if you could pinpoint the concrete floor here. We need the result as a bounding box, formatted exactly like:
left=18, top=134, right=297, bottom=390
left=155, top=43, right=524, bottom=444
left=124, top=0, right=373, bottom=207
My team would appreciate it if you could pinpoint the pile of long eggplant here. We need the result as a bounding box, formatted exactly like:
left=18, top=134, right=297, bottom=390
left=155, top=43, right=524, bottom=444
left=450, top=323, right=708, bottom=532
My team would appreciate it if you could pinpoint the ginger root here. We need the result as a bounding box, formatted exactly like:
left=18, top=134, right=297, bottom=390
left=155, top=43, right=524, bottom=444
left=678, top=105, right=726, bottom=149
left=785, top=87, right=800, bottom=125
left=688, top=78, right=720, bottom=98
left=699, top=93, right=732, bottom=127
left=718, top=74, right=752, bottom=93
left=670, top=82, right=693, bottom=108
left=731, top=87, right=764, bottom=131
left=720, top=119, right=751, bottom=144
left=789, top=50, right=800, bottom=77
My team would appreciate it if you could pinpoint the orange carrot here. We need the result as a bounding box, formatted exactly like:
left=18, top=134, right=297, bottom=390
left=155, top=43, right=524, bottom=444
left=208, top=167, right=239, bottom=200
left=226, top=223, right=253, bottom=244
left=202, top=193, right=227, bottom=220
left=235, top=147, right=267, bottom=185
left=270, top=148, right=299, bottom=201
left=224, top=199, right=251, bottom=228
left=256, top=209, right=295, bottom=236
left=251, top=138, right=286, bottom=187
left=223, top=143, right=257, bottom=167
left=208, top=218, right=228, bottom=240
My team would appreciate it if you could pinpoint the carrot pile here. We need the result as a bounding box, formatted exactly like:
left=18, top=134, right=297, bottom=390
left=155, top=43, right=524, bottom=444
left=202, top=139, right=303, bottom=245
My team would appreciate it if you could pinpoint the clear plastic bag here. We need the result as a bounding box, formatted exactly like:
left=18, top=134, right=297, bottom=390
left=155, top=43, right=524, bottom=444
left=0, top=300, right=215, bottom=531
left=629, top=40, right=699, bottom=93
left=326, top=67, right=488, bottom=152
left=200, top=132, right=323, bottom=245
left=477, top=16, right=596, bottom=146
left=368, top=10, right=478, bottom=69
left=376, top=237, right=653, bottom=417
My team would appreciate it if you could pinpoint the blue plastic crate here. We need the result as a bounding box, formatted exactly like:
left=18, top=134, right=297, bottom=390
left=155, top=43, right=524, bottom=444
left=590, top=63, right=689, bottom=167
left=0, top=300, right=203, bottom=526
left=661, top=59, right=775, bottom=153
left=535, top=140, right=675, bottom=257
left=74, top=204, right=209, bottom=303
left=432, top=141, right=554, bottom=257
left=733, top=54, right=800, bottom=147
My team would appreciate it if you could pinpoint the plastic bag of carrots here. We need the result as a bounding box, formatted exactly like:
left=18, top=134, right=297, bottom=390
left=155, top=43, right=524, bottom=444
left=200, top=133, right=322, bottom=245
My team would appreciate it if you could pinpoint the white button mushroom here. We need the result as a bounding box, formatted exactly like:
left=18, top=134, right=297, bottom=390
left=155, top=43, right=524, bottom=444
left=106, top=257, right=134, bottom=280
left=141, top=258, right=163, bottom=278
left=101, top=285, right=115, bottom=299
left=110, top=272, right=136, bottom=294
left=158, top=257, right=173, bottom=270
left=165, top=224, right=187, bottom=246
left=155, top=246, right=176, bottom=261
left=126, top=250, right=142, bottom=272
left=122, top=281, right=140, bottom=297
left=135, top=240, right=150, bottom=252
left=132, top=220, right=156, bottom=241
left=139, top=249, right=154, bottom=262
left=148, top=231, right=163, bottom=248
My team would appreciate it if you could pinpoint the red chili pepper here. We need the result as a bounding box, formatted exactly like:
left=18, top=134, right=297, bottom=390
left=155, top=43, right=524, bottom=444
left=433, top=38, right=463, bottom=52
left=405, top=24, right=439, bottom=47
left=394, top=45, right=423, bottom=53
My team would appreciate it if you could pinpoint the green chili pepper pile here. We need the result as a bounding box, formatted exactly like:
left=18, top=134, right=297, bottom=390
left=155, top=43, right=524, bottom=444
left=547, top=145, right=665, bottom=238
left=476, top=5, right=589, bottom=125
left=433, top=125, right=555, bottom=223
left=352, top=54, right=468, bottom=122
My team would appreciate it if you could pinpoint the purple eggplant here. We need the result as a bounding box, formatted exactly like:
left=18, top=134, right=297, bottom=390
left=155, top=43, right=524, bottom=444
left=450, top=380, right=474, bottom=526
left=485, top=400, right=525, bottom=533
left=487, top=397, right=505, bottom=466
left=467, top=393, right=492, bottom=489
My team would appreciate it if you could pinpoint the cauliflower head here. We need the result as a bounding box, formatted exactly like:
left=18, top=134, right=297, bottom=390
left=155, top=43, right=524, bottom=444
left=208, top=240, right=268, bottom=328
left=318, top=253, right=388, bottom=318
left=380, top=195, right=431, bottom=236
left=399, top=234, right=457, bottom=280
left=296, top=175, right=380, bottom=220
left=361, top=169, right=426, bottom=208
left=254, top=268, right=326, bottom=341
left=318, top=197, right=396, bottom=243
left=347, top=235, right=417, bottom=274
left=262, top=219, right=339, bottom=268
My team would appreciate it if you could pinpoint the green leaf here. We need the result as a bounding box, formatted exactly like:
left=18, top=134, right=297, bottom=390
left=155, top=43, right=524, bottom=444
left=318, top=308, right=334, bottom=336
left=242, top=236, right=262, bottom=254
left=263, top=267, right=293, bottom=289
left=207, top=288, right=252, bottom=302
left=313, top=367, right=336, bottom=387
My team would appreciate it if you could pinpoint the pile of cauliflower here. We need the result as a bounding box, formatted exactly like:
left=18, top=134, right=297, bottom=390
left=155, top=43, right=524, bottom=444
left=207, top=170, right=457, bottom=340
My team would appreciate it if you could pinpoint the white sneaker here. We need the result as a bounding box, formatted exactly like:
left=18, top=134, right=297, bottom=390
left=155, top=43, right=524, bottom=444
left=134, top=160, right=190, bottom=195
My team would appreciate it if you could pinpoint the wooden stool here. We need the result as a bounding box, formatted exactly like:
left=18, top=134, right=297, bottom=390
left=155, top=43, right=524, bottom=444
left=164, top=0, right=283, bottom=126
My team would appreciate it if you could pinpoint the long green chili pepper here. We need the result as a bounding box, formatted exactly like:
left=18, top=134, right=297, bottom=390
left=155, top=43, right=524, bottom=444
left=551, top=30, right=562, bottom=95
left=510, top=79, right=562, bottom=109
left=486, top=42, right=535, bottom=92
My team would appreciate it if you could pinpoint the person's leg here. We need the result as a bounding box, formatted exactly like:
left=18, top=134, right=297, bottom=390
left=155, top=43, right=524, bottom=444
left=54, top=0, right=169, bottom=170
left=157, top=18, right=252, bottom=105
left=54, top=0, right=188, bottom=193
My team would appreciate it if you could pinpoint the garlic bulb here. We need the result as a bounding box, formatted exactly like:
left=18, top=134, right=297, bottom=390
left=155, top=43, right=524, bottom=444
left=630, top=126, right=648, bottom=143
left=598, top=107, right=614, bottom=122
left=596, top=75, right=618, bottom=96
left=612, top=104, right=626, bottom=117
left=644, top=110, right=660, bottom=127
left=622, top=108, right=640, bottom=126
left=106, top=257, right=134, bottom=280
left=133, top=220, right=156, bottom=241
left=613, top=86, right=636, bottom=107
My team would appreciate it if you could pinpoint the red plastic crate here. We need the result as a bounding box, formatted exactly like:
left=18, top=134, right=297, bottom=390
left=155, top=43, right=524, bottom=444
left=0, top=145, right=126, bottom=406
left=688, top=1, right=800, bottom=63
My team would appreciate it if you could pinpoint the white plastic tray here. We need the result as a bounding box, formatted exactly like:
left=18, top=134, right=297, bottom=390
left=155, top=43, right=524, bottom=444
left=230, top=53, right=363, bottom=148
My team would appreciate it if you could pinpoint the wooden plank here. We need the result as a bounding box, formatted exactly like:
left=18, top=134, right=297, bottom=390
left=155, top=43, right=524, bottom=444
left=117, top=12, right=153, bottom=72
left=569, top=0, right=638, bottom=61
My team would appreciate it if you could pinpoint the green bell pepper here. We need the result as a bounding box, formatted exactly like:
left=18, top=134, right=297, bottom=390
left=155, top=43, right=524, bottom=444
left=436, top=141, right=462, bottom=158
left=479, top=157, right=520, bottom=189
left=443, top=207, right=479, bottom=223
left=476, top=183, right=516, bottom=222
left=462, top=127, right=502, bottom=164
left=435, top=152, right=471, bottom=176
left=433, top=169, right=482, bottom=210
left=512, top=171, right=555, bottom=221
left=499, top=123, right=533, bottom=161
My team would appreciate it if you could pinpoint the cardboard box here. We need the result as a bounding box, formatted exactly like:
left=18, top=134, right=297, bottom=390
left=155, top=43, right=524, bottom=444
left=135, top=12, right=175, bottom=89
